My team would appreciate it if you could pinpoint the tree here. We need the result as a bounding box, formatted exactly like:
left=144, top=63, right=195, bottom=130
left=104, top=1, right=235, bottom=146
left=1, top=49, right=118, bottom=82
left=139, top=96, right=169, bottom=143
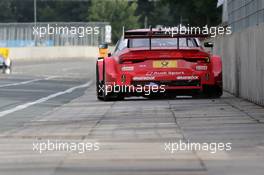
left=0, top=0, right=221, bottom=31
left=136, top=0, right=155, bottom=27
left=164, top=0, right=221, bottom=27
left=148, top=1, right=173, bottom=27
left=12, top=0, right=34, bottom=22
left=38, top=1, right=90, bottom=22
left=87, top=0, right=140, bottom=42
left=0, top=0, right=15, bottom=22
left=38, top=3, right=57, bottom=22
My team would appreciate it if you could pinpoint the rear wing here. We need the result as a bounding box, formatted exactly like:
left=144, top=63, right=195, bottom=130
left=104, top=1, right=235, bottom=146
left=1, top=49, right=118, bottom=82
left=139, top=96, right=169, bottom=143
left=124, top=28, right=210, bottom=50
left=124, top=28, right=210, bottom=38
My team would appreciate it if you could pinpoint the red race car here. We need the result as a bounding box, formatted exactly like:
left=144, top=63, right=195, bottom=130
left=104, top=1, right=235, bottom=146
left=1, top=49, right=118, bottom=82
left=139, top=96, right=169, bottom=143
left=96, top=28, right=222, bottom=101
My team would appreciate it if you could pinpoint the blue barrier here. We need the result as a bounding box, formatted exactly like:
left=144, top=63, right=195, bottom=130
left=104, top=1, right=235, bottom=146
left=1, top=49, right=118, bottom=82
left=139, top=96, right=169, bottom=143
left=0, top=40, right=54, bottom=47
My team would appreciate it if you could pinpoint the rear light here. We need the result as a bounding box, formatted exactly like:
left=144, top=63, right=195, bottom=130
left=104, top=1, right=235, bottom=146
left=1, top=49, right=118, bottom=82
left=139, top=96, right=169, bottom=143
left=121, top=66, right=134, bottom=71
left=196, top=65, right=208, bottom=71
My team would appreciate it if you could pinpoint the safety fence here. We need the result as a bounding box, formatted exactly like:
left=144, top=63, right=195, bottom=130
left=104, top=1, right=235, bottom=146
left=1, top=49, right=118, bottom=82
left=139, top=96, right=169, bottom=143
left=0, top=22, right=110, bottom=47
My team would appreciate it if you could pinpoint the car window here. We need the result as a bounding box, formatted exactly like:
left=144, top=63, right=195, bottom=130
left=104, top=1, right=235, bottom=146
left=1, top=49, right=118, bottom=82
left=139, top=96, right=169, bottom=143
left=186, top=38, right=195, bottom=47
left=113, top=40, right=120, bottom=53
left=114, top=39, right=128, bottom=54
left=129, top=38, right=198, bottom=48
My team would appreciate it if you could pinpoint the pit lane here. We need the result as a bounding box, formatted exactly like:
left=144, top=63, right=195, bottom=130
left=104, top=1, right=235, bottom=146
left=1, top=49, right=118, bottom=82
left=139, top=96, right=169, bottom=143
left=0, top=58, right=263, bottom=175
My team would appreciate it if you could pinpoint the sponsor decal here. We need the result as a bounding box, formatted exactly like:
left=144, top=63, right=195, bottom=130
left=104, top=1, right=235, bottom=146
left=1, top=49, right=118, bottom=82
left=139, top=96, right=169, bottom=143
left=139, top=65, right=147, bottom=68
left=146, top=72, right=167, bottom=76
left=146, top=71, right=184, bottom=76
left=168, top=72, right=185, bottom=76
left=121, top=66, right=134, bottom=71
left=196, top=65, right=208, bottom=71
left=133, top=76, right=155, bottom=81
left=153, top=60, right=177, bottom=68
left=177, top=76, right=199, bottom=80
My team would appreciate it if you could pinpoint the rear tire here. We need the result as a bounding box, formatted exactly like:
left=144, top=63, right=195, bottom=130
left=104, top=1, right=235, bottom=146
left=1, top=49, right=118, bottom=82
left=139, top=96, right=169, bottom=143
left=96, top=62, right=104, bottom=100
left=102, top=60, right=123, bottom=101
left=3, top=67, right=11, bottom=74
left=2, top=60, right=12, bottom=74
left=203, top=85, right=223, bottom=98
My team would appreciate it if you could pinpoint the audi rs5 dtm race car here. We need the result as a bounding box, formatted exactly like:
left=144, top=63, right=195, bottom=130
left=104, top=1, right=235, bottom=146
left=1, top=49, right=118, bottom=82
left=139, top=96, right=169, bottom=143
left=96, top=28, right=222, bottom=101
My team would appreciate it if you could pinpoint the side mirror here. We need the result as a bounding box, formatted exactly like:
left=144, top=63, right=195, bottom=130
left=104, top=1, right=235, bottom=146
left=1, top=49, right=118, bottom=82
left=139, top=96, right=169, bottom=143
left=204, top=42, right=214, bottom=48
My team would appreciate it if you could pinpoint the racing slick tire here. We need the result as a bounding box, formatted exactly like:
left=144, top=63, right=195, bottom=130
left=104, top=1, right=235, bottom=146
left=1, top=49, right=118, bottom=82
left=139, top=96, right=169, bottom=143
left=0, top=57, right=11, bottom=74
left=96, top=61, right=104, bottom=100
left=2, top=59, right=12, bottom=74
left=203, top=85, right=223, bottom=98
left=98, top=60, right=124, bottom=101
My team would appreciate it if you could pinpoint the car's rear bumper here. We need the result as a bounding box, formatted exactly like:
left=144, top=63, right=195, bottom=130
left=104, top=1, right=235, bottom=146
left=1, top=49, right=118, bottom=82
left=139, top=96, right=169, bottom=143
left=104, top=81, right=204, bottom=97
left=132, top=79, right=202, bottom=89
left=104, top=71, right=222, bottom=96
left=163, top=86, right=202, bottom=90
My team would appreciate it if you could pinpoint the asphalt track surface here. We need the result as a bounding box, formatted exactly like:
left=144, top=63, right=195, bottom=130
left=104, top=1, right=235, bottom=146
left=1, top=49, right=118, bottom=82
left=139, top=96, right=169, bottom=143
left=0, top=58, right=264, bottom=175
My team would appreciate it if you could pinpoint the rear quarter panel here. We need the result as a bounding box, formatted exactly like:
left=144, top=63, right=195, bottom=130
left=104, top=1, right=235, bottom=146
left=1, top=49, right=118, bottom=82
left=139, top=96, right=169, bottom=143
left=102, top=57, right=120, bottom=83
left=210, top=55, right=223, bottom=83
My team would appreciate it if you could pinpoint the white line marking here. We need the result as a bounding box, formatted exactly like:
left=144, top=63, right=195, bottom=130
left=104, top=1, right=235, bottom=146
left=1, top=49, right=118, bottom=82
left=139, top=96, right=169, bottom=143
left=0, top=81, right=92, bottom=118
left=0, top=76, right=57, bottom=88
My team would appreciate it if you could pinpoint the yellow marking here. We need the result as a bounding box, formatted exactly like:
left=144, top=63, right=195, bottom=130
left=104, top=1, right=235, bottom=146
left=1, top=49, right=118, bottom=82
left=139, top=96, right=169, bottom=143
left=153, top=60, right=177, bottom=68
left=0, top=48, right=9, bottom=60
left=99, top=48, right=108, bottom=58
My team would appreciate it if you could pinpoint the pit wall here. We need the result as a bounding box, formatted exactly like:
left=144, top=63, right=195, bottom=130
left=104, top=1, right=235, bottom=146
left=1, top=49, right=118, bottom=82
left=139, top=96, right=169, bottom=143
left=9, top=46, right=100, bottom=60
left=212, top=23, right=264, bottom=105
